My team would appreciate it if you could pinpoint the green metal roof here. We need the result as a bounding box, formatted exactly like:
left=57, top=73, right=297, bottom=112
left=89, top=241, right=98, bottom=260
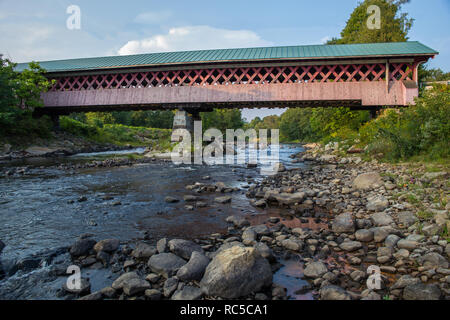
left=16, top=41, right=437, bottom=73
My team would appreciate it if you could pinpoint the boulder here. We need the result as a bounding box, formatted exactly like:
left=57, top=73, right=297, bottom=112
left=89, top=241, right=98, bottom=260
left=63, top=278, right=91, bottom=295
left=171, top=286, right=203, bottom=300
left=93, top=239, right=120, bottom=253
left=200, top=246, right=272, bottom=299
left=390, top=275, right=421, bottom=290
left=215, top=196, right=232, bottom=204
left=370, top=212, right=394, bottom=226
left=355, top=229, right=374, bottom=242
left=267, top=192, right=305, bottom=206
left=145, top=289, right=162, bottom=300
left=148, top=253, right=186, bottom=278
left=225, top=215, right=250, bottom=228
left=320, top=285, right=351, bottom=300
left=70, top=238, right=96, bottom=257
left=403, top=283, right=441, bottom=300
left=419, top=252, right=448, bottom=269
left=112, top=272, right=140, bottom=290
left=168, top=239, right=203, bottom=260
left=397, top=211, right=418, bottom=227
left=397, top=239, right=418, bottom=251
left=131, top=243, right=157, bottom=259
left=332, top=213, right=355, bottom=233
left=339, top=241, right=362, bottom=252
left=156, top=238, right=168, bottom=253
left=123, top=277, right=150, bottom=296
left=353, top=172, right=383, bottom=190
left=304, top=261, right=328, bottom=279
left=367, top=196, right=389, bottom=212
left=163, top=277, right=179, bottom=297
left=281, top=239, right=302, bottom=251
left=242, top=229, right=257, bottom=245
left=254, top=242, right=274, bottom=261
left=176, top=251, right=210, bottom=281
left=165, top=196, right=179, bottom=203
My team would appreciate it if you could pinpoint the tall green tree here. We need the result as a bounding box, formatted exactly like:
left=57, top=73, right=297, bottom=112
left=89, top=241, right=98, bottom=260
left=328, top=0, right=413, bottom=44
left=0, top=57, right=53, bottom=136
left=201, top=109, right=244, bottom=132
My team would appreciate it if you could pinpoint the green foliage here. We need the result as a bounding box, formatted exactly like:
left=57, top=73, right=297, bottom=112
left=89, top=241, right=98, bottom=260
left=201, top=109, right=244, bottom=132
left=60, top=116, right=172, bottom=149
left=78, top=110, right=174, bottom=129
left=0, top=57, right=53, bottom=137
left=360, top=85, right=450, bottom=160
left=328, top=0, right=413, bottom=44
left=278, top=107, right=369, bottom=143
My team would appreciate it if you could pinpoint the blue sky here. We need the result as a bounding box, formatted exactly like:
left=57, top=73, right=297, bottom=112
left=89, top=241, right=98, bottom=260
left=0, top=0, right=448, bottom=120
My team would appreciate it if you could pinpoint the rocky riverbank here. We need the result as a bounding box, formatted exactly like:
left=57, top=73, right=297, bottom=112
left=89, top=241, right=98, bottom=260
left=1, top=143, right=448, bottom=300
left=0, top=131, right=136, bottom=161
left=24, top=143, right=446, bottom=301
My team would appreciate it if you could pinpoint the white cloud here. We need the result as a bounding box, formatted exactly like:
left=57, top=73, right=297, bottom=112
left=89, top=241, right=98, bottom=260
left=134, top=11, right=172, bottom=24
left=320, top=36, right=332, bottom=44
left=118, top=25, right=273, bottom=55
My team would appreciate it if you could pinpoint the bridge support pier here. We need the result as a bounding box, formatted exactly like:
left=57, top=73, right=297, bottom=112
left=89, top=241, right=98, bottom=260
left=172, top=109, right=202, bottom=133
left=173, top=110, right=194, bottom=132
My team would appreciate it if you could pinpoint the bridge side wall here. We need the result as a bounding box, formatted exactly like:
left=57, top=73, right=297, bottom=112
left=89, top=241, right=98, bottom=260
left=41, top=81, right=416, bottom=110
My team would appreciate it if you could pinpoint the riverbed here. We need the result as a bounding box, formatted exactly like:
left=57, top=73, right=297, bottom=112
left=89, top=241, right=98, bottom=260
left=0, top=144, right=311, bottom=299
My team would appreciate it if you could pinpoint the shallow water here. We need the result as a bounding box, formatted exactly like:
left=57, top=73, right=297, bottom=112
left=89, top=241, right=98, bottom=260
left=0, top=144, right=309, bottom=299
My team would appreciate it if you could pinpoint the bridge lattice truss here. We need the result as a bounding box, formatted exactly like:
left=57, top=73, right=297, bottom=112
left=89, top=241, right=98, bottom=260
left=49, top=62, right=417, bottom=92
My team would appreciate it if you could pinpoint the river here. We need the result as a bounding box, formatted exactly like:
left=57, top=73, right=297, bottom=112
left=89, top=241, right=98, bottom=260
left=0, top=144, right=311, bottom=299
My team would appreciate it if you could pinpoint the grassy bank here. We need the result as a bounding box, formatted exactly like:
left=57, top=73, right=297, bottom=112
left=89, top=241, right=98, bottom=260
left=60, top=116, right=172, bottom=150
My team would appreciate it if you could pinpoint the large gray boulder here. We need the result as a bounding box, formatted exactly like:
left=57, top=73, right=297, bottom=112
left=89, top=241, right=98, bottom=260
left=93, top=239, right=120, bottom=253
left=320, top=285, right=351, bottom=300
left=111, top=272, right=150, bottom=296
left=353, top=172, right=383, bottom=190
left=148, top=253, right=186, bottom=278
left=168, top=239, right=203, bottom=260
left=332, top=213, right=355, bottom=233
left=403, top=283, right=441, bottom=300
left=172, top=286, right=203, bottom=300
left=304, top=261, right=328, bottom=279
left=131, top=243, right=157, bottom=259
left=419, top=252, right=448, bottom=269
left=176, top=251, right=210, bottom=281
left=200, top=246, right=272, bottom=299
left=69, top=238, right=96, bottom=257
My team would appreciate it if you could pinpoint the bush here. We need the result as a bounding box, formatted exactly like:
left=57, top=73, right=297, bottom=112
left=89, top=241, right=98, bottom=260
left=360, top=85, right=450, bottom=161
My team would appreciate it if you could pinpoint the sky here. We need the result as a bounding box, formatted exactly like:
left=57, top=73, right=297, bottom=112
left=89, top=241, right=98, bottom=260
left=0, top=0, right=448, bottom=120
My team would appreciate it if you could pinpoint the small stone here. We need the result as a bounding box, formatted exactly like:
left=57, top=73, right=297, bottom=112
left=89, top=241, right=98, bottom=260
left=332, top=213, right=355, bottom=234
left=320, top=285, right=351, bottom=300
left=339, top=241, right=362, bottom=252
left=171, top=286, right=203, bottom=300
left=215, top=196, right=232, bottom=204
left=355, top=229, right=374, bottom=242
left=145, top=289, right=162, bottom=300
left=304, top=261, right=328, bottom=279
left=165, top=196, right=179, bottom=203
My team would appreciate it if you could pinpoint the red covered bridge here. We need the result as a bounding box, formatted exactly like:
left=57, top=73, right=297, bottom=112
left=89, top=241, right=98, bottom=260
left=17, top=41, right=437, bottom=124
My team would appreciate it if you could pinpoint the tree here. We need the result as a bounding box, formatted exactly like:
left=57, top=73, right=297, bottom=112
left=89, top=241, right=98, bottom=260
left=328, top=0, right=413, bottom=44
left=0, top=57, right=53, bottom=135
left=201, top=109, right=244, bottom=133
